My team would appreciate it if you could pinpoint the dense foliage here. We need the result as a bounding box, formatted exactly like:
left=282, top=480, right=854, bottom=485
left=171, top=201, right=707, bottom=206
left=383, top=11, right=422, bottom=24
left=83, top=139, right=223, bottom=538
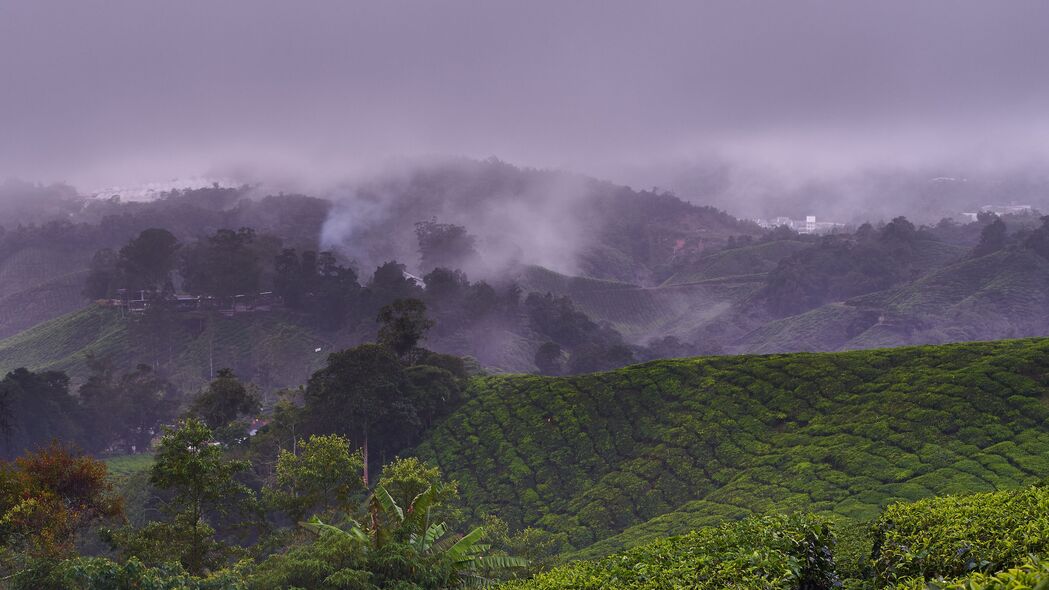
left=417, top=338, right=1049, bottom=554
left=503, top=514, right=837, bottom=590
left=871, top=485, right=1049, bottom=586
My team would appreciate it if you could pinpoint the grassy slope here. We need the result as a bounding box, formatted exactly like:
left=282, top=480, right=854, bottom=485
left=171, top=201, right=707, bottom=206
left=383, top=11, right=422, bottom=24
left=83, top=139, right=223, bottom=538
left=417, top=338, right=1049, bottom=556
left=661, top=240, right=811, bottom=287
left=0, top=245, right=94, bottom=338
left=515, top=265, right=757, bottom=342
left=0, top=305, right=333, bottom=392
left=733, top=248, right=1049, bottom=354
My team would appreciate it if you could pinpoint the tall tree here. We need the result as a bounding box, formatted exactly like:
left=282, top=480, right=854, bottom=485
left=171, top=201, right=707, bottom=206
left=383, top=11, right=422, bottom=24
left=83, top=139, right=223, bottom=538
left=414, top=219, right=480, bottom=272
left=0, top=369, right=81, bottom=460
left=972, top=216, right=1008, bottom=258
left=377, top=298, right=434, bottom=361
left=179, top=228, right=263, bottom=297
left=188, top=369, right=260, bottom=442
left=304, top=345, right=407, bottom=485
left=117, top=228, right=180, bottom=293
left=271, top=434, right=364, bottom=521
left=80, top=360, right=179, bottom=454
left=83, top=248, right=119, bottom=300
left=109, top=419, right=255, bottom=575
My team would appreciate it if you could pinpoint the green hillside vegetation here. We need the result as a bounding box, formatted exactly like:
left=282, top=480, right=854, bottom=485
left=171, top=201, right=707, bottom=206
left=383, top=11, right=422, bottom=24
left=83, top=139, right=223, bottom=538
left=0, top=305, right=332, bottom=392
left=503, top=484, right=1049, bottom=590
left=735, top=248, right=1049, bottom=354
left=514, top=265, right=639, bottom=295
left=103, top=453, right=155, bottom=479
left=503, top=514, right=836, bottom=590
left=872, top=485, right=1049, bottom=586
left=0, top=245, right=93, bottom=338
left=568, top=283, right=755, bottom=341
left=512, top=265, right=756, bottom=343
left=661, top=239, right=811, bottom=286
left=416, top=338, right=1049, bottom=556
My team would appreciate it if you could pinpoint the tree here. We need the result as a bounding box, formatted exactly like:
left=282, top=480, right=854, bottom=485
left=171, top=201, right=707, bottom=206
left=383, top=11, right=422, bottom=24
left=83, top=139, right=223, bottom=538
left=117, top=228, right=180, bottom=292
left=83, top=248, right=119, bottom=300
left=188, top=369, right=260, bottom=440
left=109, top=419, right=255, bottom=575
left=368, top=260, right=423, bottom=304
left=79, top=361, right=179, bottom=454
left=878, top=216, right=917, bottom=246
left=972, top=216, right=1007, bottom=258
left=0, top=369, right=82, bottom=460
left=414, top=219, right=480, bottom=272
left=377, top=298, right=434, bottom=361
left=1024, top=216, right=1049, bottom=260
left=274, top=249, right=360, bottom=328
left=534, top=342, right=564, bottom=376
left=271, top=434, right=364, bottom=521
left=0, top=444, right=122, bottom=569
left=304, top=345, right=408, bottom=486
left=179, top=228, right=263, bottom=298
left=376, top=457, right=458, bottom=523
left=255, top=460, right=524, bottom=590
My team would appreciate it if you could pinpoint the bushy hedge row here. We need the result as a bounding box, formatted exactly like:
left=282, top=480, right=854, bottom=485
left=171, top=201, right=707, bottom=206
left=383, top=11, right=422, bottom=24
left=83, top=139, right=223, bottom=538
left=871, top=485, right=1049, bottom=585
left=502, top=514, right=837, bottom=590
left=417, top=338, right=1049, bottom=554
left=924, top=557, right=1049, bottom=590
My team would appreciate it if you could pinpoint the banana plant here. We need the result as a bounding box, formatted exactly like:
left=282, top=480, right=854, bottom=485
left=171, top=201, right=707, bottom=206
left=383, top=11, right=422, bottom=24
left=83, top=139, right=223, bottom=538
left=300, top=483, right=527, bottom=588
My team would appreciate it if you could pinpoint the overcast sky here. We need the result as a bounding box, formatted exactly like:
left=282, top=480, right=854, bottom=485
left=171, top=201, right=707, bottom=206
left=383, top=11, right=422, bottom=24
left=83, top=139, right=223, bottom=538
left=2, top=1, right=1048, bottom=188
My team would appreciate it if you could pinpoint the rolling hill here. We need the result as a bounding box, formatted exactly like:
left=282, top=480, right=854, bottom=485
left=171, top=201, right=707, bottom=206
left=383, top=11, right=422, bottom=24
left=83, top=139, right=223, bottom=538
left=0, top=245, right=94, bottom=338
left=660, top=239, right=811, bottom=287
left=415, top=338, right=1049, bottom=557
left=0, top=305, right=334, bottom=393
left=733, top=248, right=1049, bottom=353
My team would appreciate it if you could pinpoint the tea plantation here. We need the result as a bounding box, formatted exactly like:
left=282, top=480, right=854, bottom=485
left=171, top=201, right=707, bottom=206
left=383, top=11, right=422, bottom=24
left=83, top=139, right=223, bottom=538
left=416, top=338, right=1049, bottom=555
left=505, top=484, right=1049, bottom=590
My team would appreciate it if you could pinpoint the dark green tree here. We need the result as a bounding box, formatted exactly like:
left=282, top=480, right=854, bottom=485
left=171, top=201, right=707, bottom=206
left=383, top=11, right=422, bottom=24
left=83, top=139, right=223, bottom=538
left=179, top=228, right=263, bottom=298
left=79, top=360, right=179, bottom=454
left=108, top=419, right=256, bottom=575
left=82, top=248, right=119, bottom=300
left=1024, top=215, right=1049, bottom=260
left=377, top=298, right=434, bottom=361
left=0, top=369, right=81, bottom=460
left=117, top=228, right=180, bottom=292
left=414, top=219, right=480, bottom=272
left=188, top=369, right=260, bottom=441
left=534, top=341, right=564, bottom=376
left=304, top=345, right=407, bottom=485
left=972, top=216, right=1007, bottom=258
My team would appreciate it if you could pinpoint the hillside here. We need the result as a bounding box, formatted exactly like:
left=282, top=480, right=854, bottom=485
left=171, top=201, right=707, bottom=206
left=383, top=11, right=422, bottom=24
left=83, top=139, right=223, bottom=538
left=507, top=483, right=1049, bottom=589
left=0, top=245, right=93, bottom=338
left=416, top=338, right=1049, bottom=556
left=734, top=248, right=1049, bottom=353
left=0, top=305, right=334, bottom=393
left=660, top=239, right=810, bottom=286
left=512, top=264, right=757, bottom=343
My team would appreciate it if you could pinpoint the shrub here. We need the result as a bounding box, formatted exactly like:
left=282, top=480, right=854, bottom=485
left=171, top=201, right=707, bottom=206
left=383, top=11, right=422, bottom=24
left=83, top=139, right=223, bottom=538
left=503, top=513, right=838, bottom=590
left=871, top=485, right=1049, bottom=585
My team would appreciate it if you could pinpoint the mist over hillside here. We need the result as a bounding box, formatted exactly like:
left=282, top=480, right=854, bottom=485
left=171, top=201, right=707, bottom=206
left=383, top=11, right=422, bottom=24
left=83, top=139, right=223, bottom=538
left=4, top=2, right=1049, bottom=588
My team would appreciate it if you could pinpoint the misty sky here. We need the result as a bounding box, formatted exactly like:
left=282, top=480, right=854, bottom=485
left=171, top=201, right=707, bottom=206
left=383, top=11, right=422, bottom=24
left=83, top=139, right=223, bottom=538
left=2, top=1, right=1049, bottom=189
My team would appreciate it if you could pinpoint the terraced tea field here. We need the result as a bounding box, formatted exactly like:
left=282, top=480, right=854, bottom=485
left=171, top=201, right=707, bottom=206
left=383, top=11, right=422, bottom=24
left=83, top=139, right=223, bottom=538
left=417, top=338, right=1049, bottom=555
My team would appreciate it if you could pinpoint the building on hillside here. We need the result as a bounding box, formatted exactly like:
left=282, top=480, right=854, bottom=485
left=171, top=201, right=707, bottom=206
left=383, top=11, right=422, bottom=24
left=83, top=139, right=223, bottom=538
left=754, top=215, right=846, bottom=235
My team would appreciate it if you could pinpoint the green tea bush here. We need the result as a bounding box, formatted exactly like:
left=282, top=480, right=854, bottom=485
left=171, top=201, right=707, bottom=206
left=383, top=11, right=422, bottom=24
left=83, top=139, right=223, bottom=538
left=418, top=338, right=1049, bottom=556
left=502, top=514, right=838, bottom=590
left=931, top=556, right=1049, bottom=590
left=871, top=485, right=1049, bottom=585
